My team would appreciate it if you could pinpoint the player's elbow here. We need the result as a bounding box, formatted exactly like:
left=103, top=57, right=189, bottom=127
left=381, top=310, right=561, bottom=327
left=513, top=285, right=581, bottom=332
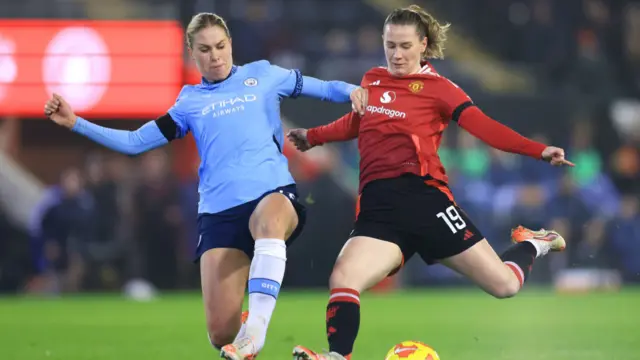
left=119, top=146, right=144, bottom=157
left=119, top=143, right=152, bottom=157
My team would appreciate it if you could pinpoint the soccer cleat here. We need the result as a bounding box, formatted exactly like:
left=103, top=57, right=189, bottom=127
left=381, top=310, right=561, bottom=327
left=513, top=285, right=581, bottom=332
left=292, top=345, right=347, bottom=360
left=220, top=336, right=259, bottom=360
left=511, top=226, right=566, bottom=257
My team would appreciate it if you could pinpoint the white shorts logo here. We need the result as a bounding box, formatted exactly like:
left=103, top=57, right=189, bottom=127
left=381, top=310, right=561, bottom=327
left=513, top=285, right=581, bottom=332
left=380, top=91, right=396, bottom=104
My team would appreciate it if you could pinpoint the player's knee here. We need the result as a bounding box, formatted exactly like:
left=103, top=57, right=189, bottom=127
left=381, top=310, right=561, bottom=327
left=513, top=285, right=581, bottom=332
left=249, top=214, right=293, bottom=239
left=250, top=194, right=298, bottom=239
left=206, top=323, right=236, bottom=348
left=489, top=277, right=521, bottom=299
left=329, top=262, right=360, bottom=291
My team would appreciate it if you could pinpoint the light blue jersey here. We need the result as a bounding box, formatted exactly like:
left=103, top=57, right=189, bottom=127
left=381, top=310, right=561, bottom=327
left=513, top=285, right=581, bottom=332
left=72, top=60, right=356, bottom=214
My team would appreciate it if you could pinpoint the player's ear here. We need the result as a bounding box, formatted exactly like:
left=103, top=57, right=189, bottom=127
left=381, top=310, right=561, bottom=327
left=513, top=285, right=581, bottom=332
left=187, top=46, right=194, bottom=60
left=421, top=36, right=428, bottom=54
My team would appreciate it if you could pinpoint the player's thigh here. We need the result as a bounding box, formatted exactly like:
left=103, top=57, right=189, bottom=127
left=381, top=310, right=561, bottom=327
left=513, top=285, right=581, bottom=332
left=410, top=192, right=519, bottom=298
left=200, top=248, right=250, bottom=336
left=249, top=186, right=302, bottom=240
left=330, top=235, right=404, bottom=293
left=439, top=239, right=520, bottom=298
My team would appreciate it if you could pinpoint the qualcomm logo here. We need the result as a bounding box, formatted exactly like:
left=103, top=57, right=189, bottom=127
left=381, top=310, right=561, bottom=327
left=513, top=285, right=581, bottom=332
left=201, top=94, right=257, bottom=117
left=380, top=91, right=396, bottom=104
left=0, top=34, right=17, bottom=102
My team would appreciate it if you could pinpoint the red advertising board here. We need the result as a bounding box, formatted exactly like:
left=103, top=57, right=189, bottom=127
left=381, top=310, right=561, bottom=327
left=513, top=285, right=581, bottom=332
left=0, top=20, right=184, bottom=118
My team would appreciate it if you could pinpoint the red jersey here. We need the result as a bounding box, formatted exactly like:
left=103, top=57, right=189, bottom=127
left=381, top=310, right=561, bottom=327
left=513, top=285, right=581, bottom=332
left=307, top=64, right=547, bottom=193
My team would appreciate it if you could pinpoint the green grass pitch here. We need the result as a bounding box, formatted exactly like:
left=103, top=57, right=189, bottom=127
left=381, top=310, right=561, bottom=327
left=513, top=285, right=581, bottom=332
left=1, top=288, right=638, bottom=359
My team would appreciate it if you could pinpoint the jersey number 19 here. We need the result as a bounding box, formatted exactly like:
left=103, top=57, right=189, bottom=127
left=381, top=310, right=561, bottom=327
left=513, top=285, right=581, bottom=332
left=436, top=205, right=467, bottom=234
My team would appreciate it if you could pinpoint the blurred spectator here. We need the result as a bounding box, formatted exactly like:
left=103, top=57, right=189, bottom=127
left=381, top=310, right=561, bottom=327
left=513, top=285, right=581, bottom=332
left=566, top=28, right=617, bottom=97
left=352, top=25, right=385, bottom=75
left=568, top=120, right=602, bottom=186
left=226, top=0, right=279, bottom=64
left=316, top=29, right=359, bottom=83
left=28, top=168, right=94, bottom=294
left=456, top=131, right=491, bottom=180
left=608, top=195, right=640, bottom=282
left=84, top=153, right=119, bottom=246
left=546, top=174, right=602, bottom=267
left=610, top=141, right=640, bottom=195
left=132, top=150, right=184, bottom=290
left=510, top=184, right=549, bottom=233
left=624, top=3, right=640, bottom=95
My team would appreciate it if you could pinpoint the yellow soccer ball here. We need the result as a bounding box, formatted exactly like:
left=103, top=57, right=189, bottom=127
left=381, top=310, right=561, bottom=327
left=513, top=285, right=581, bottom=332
left=384, top=341, right=440, bottom=360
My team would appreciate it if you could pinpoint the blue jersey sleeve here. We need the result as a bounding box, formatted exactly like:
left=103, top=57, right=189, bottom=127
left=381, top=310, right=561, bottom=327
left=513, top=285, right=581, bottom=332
left=72, top=117, right=168, bottom=156
left=165, top=86, right=191, bottom=139
left=270, top=65, right=357, bottom=102
left=70, top=86, right=192, bottom=156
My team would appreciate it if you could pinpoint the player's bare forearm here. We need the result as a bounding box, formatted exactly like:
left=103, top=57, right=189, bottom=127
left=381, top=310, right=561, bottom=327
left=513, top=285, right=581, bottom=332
left=457, top=106, right=546, bottom=159
left=307, top=112, right=361, bottom=146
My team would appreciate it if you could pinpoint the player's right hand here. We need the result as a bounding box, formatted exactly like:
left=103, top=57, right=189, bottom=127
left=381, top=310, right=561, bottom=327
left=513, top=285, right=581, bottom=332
left=350, top=86, right=368, bottom=116
left=287, top=128, right=313, bottom=152
left=542, top=146, right=575, bottom=167
left=44, top=93, right=77, bottom=129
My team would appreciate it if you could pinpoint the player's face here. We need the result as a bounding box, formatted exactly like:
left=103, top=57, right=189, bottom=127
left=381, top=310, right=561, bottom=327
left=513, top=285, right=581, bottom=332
left=383, top=24, right=427, bottom=76
left=189, top=25, right=233, bottom=82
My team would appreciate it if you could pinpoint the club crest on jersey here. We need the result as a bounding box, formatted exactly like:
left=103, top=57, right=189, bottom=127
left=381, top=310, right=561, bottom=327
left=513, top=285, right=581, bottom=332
left=408, top=80, right=424, bottom=93
left=244, top=78, right=258, bottom=87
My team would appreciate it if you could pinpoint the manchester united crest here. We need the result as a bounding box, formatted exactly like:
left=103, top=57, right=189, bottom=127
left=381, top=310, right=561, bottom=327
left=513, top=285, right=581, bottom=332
left=408, top=80, right=424, bottom=93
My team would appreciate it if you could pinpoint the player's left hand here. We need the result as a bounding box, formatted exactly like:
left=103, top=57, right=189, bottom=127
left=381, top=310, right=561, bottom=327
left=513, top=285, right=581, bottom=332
left=350, top=87, right=368, bottom=116
left=542, top=146, right=575, bottom=167
left=287, top=128, right=314, bottom=152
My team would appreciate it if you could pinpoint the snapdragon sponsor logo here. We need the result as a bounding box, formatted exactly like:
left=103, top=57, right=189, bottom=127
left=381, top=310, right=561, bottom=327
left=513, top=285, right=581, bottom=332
left=366, top=105, right=406, bottom=118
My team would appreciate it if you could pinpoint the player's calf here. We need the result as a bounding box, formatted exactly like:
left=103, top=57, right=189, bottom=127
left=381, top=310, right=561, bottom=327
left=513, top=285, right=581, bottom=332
left=200, top=248, right=251, bottom=351
left=440, top=239, right=526, bottom=299
left=210, top=311, right=249, bottom=350
left=208, top=326, right=238, bottom=351
left=323, top=236, right=403, bottom=359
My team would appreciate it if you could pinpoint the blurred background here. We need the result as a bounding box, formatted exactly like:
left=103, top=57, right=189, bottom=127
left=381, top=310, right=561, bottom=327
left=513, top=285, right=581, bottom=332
left=1, top=1, right=639, bottom=359
left=0, top=0, right=638, bottom=298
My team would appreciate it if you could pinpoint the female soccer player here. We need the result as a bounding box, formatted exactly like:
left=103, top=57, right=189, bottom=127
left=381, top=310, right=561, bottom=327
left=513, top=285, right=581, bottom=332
left=287, top=5, right=573, bottom=360
left=44, top=12, right=366, bottom=360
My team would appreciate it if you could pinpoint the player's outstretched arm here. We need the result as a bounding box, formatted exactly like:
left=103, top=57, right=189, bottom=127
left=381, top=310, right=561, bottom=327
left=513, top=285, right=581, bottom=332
left=437, top=77, right=573, bottom=167
left=44, top=93, right=173, bottom=156
left=287, top=112, right=360, bottom=152
left=300, top=76, right=368, bottom=115
left=270, top=64, right=367, bottom=115
left=457, top=106, right=574, bottom=166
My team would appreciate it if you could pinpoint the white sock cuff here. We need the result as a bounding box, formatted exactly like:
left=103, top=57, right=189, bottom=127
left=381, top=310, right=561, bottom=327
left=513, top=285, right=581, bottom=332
left=523, top=239, right=542, bottom=258
left=254, top=238, right=287, bottom=260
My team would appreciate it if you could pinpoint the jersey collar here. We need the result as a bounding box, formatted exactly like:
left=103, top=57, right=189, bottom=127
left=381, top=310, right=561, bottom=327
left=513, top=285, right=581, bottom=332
left=201, top=65, right=238, bottom=87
